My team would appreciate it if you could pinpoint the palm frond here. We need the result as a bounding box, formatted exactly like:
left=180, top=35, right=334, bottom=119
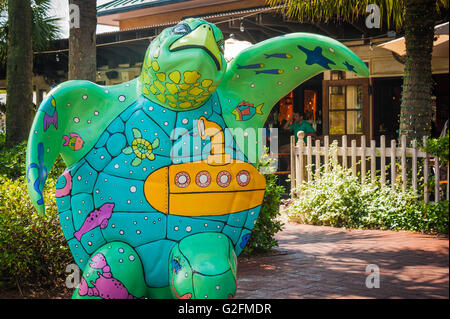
left=0, top=0, right=61, bottom=65
left=266, top=0, right=406, bottom=29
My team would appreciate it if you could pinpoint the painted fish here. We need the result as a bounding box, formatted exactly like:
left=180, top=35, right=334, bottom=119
left=40, top=96, right=58, bottom=132
left=74, top=203, right=115, bottom=241
left=264, top=53, right=292, bottom=59
left=232, top=101, right=264, bottom=121
left=63, top=133, right=84, bottom=151
left=255, top=69, right=284, bottom=75
left=237, top=63, right=264, bottom=69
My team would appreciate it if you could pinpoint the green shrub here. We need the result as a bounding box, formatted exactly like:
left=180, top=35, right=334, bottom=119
left=421, top=132, right=449, bottom=165
left=0, top=176, right=73, bottom=289
left=0, top=139, right=27, bottom=179
left=287, top=146, right=448, bottom=234
left=0, top=136, right=72, bottom=289
left=243, top=153, right=285, bottom=255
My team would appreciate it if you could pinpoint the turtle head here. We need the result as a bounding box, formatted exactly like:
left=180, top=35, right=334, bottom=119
left=140, top=18, right=227, bottom=111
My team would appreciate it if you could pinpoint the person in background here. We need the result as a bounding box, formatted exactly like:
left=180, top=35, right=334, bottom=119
left=283, top=111, right=316, bottom=144
left=279, top=111, right=316, bottom=169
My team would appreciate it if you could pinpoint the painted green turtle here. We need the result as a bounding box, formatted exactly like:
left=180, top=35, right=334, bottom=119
left=26, top=18, right=369, bottom=299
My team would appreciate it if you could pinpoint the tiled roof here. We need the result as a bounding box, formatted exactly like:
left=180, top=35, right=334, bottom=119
left=97, top=0, right=191, bottom=16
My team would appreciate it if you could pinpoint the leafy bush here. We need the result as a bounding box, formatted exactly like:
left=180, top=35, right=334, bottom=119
left=0, top=136, right=72, bottom=289
left=243, top=153, right=285, bottom=255
left=287, top=147, right=448, bottom=234
left=0, top=139, right=27, bottom=179
left=0, top=176, right=73, bottom=289
left=421, top=132, right=449, bottom=165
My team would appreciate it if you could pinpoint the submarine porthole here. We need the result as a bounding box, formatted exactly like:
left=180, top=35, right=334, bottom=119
left=217, top=171, right=231, bottom=187
left=175, top=171, right=191, bottom=188
left=236, top=170, right=250, bottom=187
left=196, top=171, right=211, bottom=187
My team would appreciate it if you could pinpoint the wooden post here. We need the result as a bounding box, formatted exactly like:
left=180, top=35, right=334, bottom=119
left=401, top=135, right=407, bottom=192
left=306, top=136, right=312, bottom=182
left=370, top=139, right=376, bottom=183
left=324, top=135, right=329, bottom=172
left=412, top=139, right=418, bottom=193
left=290, top=135, right=296, bottom=198
left=315, top=139, right=321, bottom=178
left=332, top=140, right=338, bottom=167
left=380, top=135, right=386, bottom=186
left=296, top=131, right=305, bottom=194
left=342, top=135, right=347, bottom=169
left=361, top=135, right=366, bottom=184
left=423, top=137, right=429, bottom=203
left=351, top=139, right=357, bottom=177
left=391, top=139, right=397, bottom=189
left=434, top=156, right=440, bottom=203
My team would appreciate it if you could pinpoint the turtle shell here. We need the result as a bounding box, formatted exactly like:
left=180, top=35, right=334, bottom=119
left=55, top=93, right=262, bottom=289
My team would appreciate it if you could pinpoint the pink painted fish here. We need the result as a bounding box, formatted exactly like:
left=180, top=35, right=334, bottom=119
left=74, top=203, right=115, bottom=241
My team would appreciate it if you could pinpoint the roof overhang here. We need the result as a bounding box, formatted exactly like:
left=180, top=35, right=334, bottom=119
left=378, top=22, right=449, bottom=57
left=97, top=0, right=253, bottom=27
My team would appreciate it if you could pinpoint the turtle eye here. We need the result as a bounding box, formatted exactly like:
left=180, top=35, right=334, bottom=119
left=173, top=24, right=190, bottom=35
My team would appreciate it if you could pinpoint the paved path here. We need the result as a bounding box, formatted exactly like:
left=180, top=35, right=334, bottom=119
left=236, top=223, right=449, bottom=299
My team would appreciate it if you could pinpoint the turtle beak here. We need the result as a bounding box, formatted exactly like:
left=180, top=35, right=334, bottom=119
left=169, top=24, right=223, bottom=71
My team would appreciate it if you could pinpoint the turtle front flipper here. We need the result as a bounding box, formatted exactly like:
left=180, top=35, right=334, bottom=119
left=169, top=232, right=237, bottom=299
left=26, top=78, right=139, bottom=215
left=217, top=33, right=369, bottom=161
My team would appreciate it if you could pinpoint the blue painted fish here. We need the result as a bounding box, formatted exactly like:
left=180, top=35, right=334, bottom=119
left=40, top=96, right=58, bottom=132
left=63, top=133, right=84, bottom=151
left=264, top=53, right=292, bottom=59
left=232, top=101, right=264, bottom=121
left=255, top=69, right=284, bottom=75
left=237, top=63, right=264, bottom=69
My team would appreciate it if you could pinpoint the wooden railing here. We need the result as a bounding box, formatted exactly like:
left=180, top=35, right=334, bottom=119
left=290, top=132, right=449, bottom=203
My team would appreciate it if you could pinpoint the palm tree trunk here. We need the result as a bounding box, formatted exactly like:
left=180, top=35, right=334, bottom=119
left=6, top=0, right=34, bottom=146
left=399, top=0, right=436, bottom=141
left=68, top=0, right=97, bottom=81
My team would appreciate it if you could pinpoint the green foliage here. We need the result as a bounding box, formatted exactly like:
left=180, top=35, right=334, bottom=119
left=421, top=132, right=449, bottom=165
left=243, top=153, right=285, bottom=255
left=0, top=0, right=60, bottom=66
left=0, top=136, right=71, bottom=289
left=0, top=176, right=73, bottom=288
left=286, top=146, right=448, bottom=234
left=0, top=137, right=27, bottom=179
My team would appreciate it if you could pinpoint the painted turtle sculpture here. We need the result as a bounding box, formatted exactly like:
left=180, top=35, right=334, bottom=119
left=26, top=18, right=369, bottom=299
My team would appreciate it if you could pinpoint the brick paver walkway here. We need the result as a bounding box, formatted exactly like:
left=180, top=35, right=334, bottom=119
left=236, top=222, right=449, bottom=299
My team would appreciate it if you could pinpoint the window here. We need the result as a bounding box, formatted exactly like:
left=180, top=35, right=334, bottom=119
left=323, top=78, right=369, bottom=137
left=329, top=85, right=363, bottom=134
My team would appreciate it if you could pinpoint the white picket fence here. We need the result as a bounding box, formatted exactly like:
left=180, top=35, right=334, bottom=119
left=290, top=132, right=449, bottom=203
